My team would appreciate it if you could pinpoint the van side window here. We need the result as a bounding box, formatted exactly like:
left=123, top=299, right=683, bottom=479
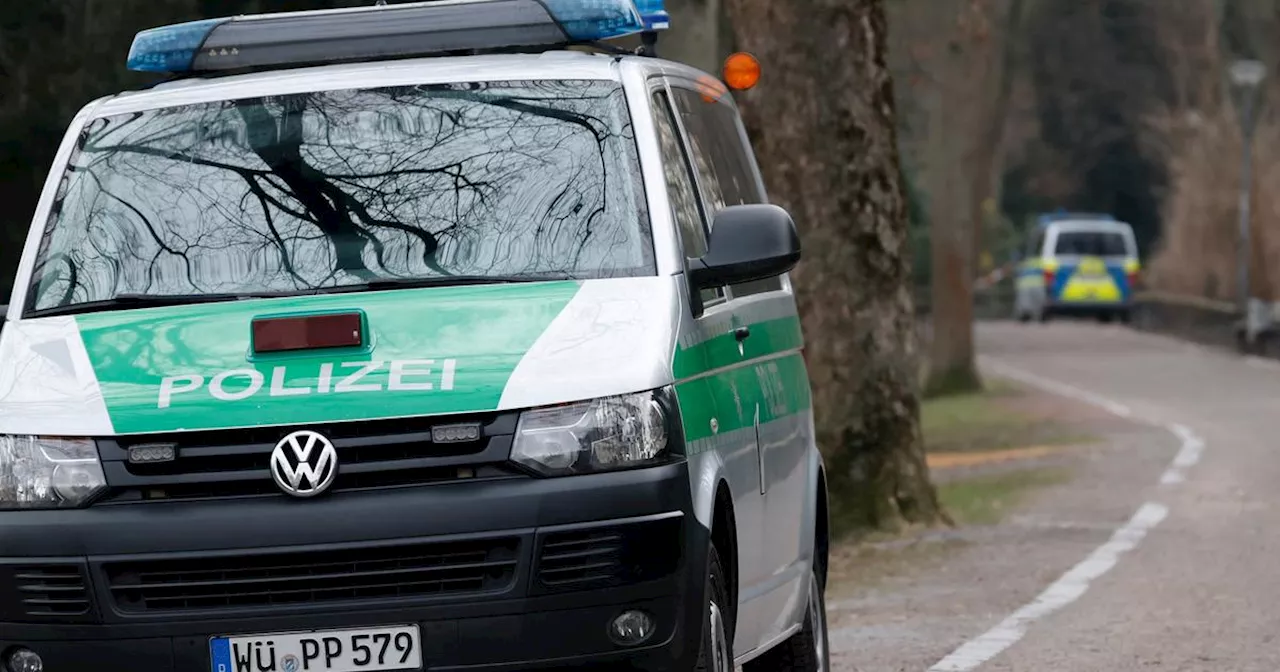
left=671, top=88, right=780, bottom=296
left=652, top=90, right=725, bottom=307
left=671, top=89, right=764, bottom=209
left=652, top=92, right=708, bottom=259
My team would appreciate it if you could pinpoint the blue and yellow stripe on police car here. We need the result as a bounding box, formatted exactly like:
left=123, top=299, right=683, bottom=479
left=1057, top=257, right=1117, bottom=303
left=1053, top=257, right=1140, bottom=304
left=1016, top=258, right=1052, bottom=289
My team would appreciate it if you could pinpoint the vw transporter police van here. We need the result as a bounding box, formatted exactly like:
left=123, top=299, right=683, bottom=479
left=1014, top=212, right=1141, bottom=323
left=0, top=2, right=831, bottom=672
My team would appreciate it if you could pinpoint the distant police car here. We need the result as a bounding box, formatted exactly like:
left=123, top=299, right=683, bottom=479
left=1015, top=212, right=1142, bottom=323
left=0, top=2, right=830, bottom=672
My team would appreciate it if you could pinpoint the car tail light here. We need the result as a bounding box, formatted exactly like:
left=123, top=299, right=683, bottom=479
left=1043, top=269, right=1056, bottom=289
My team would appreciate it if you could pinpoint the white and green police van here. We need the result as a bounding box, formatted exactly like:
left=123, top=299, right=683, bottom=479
left=0, top=2, right=831, bottom=671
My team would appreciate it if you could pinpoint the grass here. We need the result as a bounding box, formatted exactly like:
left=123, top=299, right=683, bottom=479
left=936, top=467, right=1072, bottom=525
left=920, top=379, right=1091, bottom=454
left=921, top=379, right=1091, bottom=527
left=826, top=377, right=1096, bottom=541
left=822, top=379, right=1093, bottom=594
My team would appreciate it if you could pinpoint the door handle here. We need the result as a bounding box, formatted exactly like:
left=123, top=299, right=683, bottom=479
left=734, top=326, right=751, bottom=342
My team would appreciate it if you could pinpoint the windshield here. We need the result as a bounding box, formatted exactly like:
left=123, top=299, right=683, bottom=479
left=1053, top=230, right=1129, bottom=257
left=25, top=79, right=651, bottom=314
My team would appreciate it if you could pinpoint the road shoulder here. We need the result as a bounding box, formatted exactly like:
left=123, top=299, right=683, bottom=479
left=826, top=369, right=1177, bottom=672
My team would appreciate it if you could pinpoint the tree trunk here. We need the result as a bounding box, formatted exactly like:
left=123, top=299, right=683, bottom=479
left=723, top=0, right=945, bottom=533
left=921, top=0, right=1021, bottom=398
left=923, top=63, right=981, bottom=397
left=661, top=0, right=734, bottom=75
left=921, top=2, right=998, bottom=396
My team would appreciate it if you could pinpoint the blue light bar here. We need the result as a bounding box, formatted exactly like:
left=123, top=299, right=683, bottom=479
left=542, top=0, right=646, bottom=40
left=633, top=0, right=670, bottom=30
left=127, top=18, right=227, bottom=73
left=1037, top=212, right=1116, bottom=226
left=126, top=0, right=668, bottom=75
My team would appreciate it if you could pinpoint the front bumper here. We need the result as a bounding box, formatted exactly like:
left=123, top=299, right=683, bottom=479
left=0, top=461, right=707, bottom=672
left=1046, top=300, right=1131, bottom=316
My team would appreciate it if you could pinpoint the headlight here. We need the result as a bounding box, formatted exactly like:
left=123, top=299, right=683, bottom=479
left=0, top=436, right=107, bottom=510
left=511, top=391, right=670, bottom=476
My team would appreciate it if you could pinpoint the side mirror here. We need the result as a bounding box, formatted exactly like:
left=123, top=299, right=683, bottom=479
left=689, top=204, right=801, bottom=290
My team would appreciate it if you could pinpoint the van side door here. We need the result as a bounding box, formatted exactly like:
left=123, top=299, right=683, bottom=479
left=667, top=80, right=813, bottom=653
left=1017, top=226, right=1049, bottom=315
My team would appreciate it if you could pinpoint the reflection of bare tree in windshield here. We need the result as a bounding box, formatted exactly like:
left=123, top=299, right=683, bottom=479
left=29, top=80, right=651, bottom=311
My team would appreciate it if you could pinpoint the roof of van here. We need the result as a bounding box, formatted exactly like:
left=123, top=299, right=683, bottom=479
left=94, top=50, right=667, bottom=117
left=1046, top=219, right=1135, bottom=233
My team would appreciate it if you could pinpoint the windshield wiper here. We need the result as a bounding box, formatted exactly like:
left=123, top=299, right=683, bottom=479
left=26, top=292, right=289, bottom=318
left=320, top=274, right=578, bottom=295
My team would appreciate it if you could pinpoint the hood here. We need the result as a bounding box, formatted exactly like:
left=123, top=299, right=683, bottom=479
left=0, top=277, right=679, bottom=435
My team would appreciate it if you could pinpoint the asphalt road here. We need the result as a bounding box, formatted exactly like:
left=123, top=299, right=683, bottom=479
left=828, top=321, right=1280, bottom=671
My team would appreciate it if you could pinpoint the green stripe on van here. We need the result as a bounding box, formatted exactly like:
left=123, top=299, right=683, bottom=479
left=74, top=282, right=582, bottom=434
left=675, top=351, right=810, bottom=447
left=672, top=315, right=804, bottom=380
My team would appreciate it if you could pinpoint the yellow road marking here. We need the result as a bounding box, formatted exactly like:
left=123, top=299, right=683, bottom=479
left=927, top=445, right=1064, bottom=470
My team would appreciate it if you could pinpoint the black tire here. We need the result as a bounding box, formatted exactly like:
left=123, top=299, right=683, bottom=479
left=1097, top=311, right=1114, bottom=324
left=742, top=570, right=829, bottom=672
left=695, top=545, right=734, bottom=672
left=1017, top=311, right=1032, bottom=324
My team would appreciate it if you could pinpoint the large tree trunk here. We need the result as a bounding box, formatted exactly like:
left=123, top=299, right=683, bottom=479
left=921, top=0, right=1020, bottom=397
left=723, top=0, right=945, bottom=533
left=923, top=69, right=981, bottom=397
left=661, top=0, right=734, bottom=74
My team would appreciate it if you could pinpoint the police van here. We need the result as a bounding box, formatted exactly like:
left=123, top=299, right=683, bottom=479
left=0, top=2, right=831, bottom=671
left=1014, top=212, right=1141, bottom=323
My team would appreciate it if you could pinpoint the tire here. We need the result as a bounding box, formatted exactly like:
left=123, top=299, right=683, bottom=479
left=695, top=545, right=734, bottom=672
left=742, top=570, right=829, bottom=672
left=1097, top=311, right=1114, bottom=324
left=1017, top=311, right=1032, bottom=324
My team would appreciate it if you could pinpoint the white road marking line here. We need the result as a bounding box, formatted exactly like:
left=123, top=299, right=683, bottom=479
left=927, top=503, right=1168, bottom=671
left=1160, top=424, right=1204, bottom=485
left=979, top=359, right=1132, bottom=418
left=922, top=359, right=1204, bottom=671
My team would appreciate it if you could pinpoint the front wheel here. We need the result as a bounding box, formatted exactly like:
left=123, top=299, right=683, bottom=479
left=696, top=546, right=734, bottom=672
left=742, top=570, right=829, bottom=672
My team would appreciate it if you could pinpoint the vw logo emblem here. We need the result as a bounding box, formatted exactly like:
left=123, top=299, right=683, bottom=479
left=270, top=430, right=339, bottom=498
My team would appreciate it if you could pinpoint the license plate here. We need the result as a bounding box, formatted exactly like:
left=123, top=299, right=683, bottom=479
left=210, top=625, right=422, bottom=672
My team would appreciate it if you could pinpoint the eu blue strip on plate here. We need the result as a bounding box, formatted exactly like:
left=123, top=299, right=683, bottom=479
left=210, top=638, right=232, bottom=672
